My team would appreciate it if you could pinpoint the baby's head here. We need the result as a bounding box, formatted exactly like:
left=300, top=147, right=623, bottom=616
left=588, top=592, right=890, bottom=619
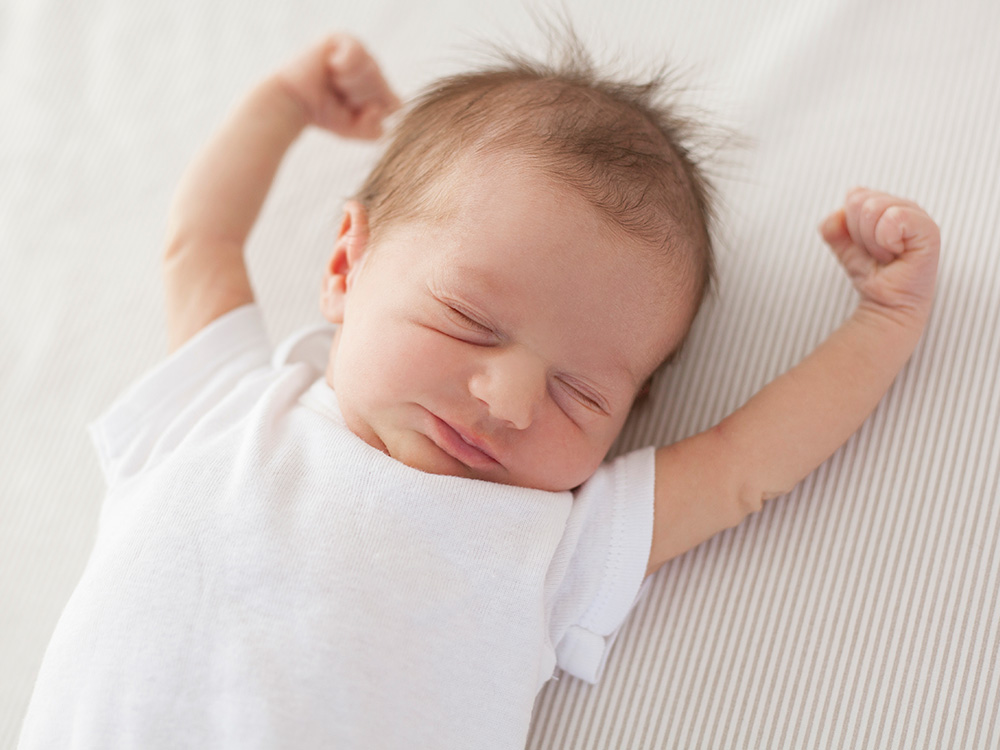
left=320, top=40, right=715, bottom=492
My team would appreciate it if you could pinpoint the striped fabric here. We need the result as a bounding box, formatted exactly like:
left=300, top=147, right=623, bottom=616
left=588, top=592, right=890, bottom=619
left=529, top=3, right=1000, bottom=747
left=1, top=1, right=997, bottom=748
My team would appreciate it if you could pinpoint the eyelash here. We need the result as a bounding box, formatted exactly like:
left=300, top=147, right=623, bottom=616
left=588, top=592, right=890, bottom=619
left=445, top=305, right=494, bottom=336
left=558, top=379, right=602, bottom=411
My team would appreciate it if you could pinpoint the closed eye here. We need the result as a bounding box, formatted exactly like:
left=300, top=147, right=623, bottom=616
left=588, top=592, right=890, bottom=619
left=556, top=377, right=607, bottom=414
left=438, top=302, right=500, bottom=346
left=445, top=305, right=492, bottom=334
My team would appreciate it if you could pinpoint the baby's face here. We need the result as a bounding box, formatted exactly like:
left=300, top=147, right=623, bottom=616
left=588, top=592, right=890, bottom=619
left=321, top=158, right=695, bottom=491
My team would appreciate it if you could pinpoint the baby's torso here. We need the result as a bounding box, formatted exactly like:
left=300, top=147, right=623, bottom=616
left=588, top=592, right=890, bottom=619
left=22, top=370, right=572, bottom=749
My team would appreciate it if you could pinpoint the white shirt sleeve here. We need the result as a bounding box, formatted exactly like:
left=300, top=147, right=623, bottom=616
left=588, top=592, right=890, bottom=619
left=547, top=447, right=656, bottom=684
left=86, top=304, right=271, bottom=487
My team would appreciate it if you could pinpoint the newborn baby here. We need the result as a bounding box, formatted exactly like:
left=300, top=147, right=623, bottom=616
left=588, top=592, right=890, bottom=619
left=18, top=31, right=940, bottom=750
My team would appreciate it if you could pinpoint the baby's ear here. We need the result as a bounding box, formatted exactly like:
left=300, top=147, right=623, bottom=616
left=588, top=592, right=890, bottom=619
left=320, top=201, right=370, bottom=323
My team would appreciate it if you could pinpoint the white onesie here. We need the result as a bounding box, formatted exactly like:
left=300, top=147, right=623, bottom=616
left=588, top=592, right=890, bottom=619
left=18, top=304, right=655, bottom=750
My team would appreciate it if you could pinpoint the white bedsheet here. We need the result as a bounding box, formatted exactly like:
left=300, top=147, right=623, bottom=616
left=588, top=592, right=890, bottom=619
left=2, top=1, right=998, bottom=748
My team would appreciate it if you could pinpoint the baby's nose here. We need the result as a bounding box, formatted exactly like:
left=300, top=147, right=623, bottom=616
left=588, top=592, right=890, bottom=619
left=468, top=348, right=546, bottom=430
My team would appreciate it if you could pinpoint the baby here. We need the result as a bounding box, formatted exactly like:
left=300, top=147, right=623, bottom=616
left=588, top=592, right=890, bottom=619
left=19, top=32, right=939, bottom=749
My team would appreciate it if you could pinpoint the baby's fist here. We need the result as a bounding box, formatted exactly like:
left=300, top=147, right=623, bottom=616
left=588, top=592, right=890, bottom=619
left=820, top=188, right=939, bottom=325
left=275, top=33, right=401, bottom=139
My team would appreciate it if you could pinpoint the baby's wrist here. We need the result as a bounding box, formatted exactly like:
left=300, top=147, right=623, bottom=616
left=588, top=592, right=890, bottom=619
left=256, top=74, right=313, bottom=132
left=853, top=297, right=931, bottom=346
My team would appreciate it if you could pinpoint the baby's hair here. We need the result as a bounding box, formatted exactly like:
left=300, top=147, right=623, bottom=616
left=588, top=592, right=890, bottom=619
left=353, top=20, right=718, bottom=374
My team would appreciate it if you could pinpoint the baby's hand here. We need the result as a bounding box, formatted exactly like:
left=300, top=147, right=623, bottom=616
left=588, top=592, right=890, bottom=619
left=820, top=188, right=940, bottom=326
left=273, top=33, right=401, bottom=139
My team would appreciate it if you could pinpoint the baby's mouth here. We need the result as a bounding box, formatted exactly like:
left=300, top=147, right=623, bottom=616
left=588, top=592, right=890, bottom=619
left=425, top=412, right=501, bottom=470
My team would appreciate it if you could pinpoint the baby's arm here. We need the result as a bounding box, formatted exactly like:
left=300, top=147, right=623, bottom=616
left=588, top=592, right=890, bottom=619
left=162, top=34, right=399, bottom=353
left=646, top=189, right=940, bottom=576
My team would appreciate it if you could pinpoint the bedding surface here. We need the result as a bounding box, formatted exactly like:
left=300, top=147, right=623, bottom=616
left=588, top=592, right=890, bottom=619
left=2, top=1, right=998, bottom=748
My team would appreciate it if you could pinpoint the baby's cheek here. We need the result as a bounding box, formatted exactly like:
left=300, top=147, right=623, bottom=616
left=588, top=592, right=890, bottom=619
left=416, top=336, right=478, bottom=398
left=517, top=418, right=607, bottom=492
left=372, top=325, right=462, bottom=395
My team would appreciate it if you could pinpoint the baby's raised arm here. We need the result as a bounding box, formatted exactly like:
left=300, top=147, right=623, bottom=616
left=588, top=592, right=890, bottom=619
left=162, top=34, right=399, bottom=353
left=646, top=189, right=940, bottom=576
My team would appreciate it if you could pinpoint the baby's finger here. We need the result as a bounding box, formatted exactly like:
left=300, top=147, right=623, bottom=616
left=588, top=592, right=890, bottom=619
left=819, top=207, right=850, bottom=251
left=820, top=207, right=876, bottom=285
left=843, top=189, right=885, bottom=260
left=328, top=39, right=400, bottom=113
left=327, top=35, right=370, bottom=79
left=856, top=192, right=899, bottom=264
left=874, top=204, right=940, bottom=258
left=845, top=189, right=919, bottom=265
left=355, top=101, right=388, bottom=138
left=843, top=188, right=869, bottom=255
